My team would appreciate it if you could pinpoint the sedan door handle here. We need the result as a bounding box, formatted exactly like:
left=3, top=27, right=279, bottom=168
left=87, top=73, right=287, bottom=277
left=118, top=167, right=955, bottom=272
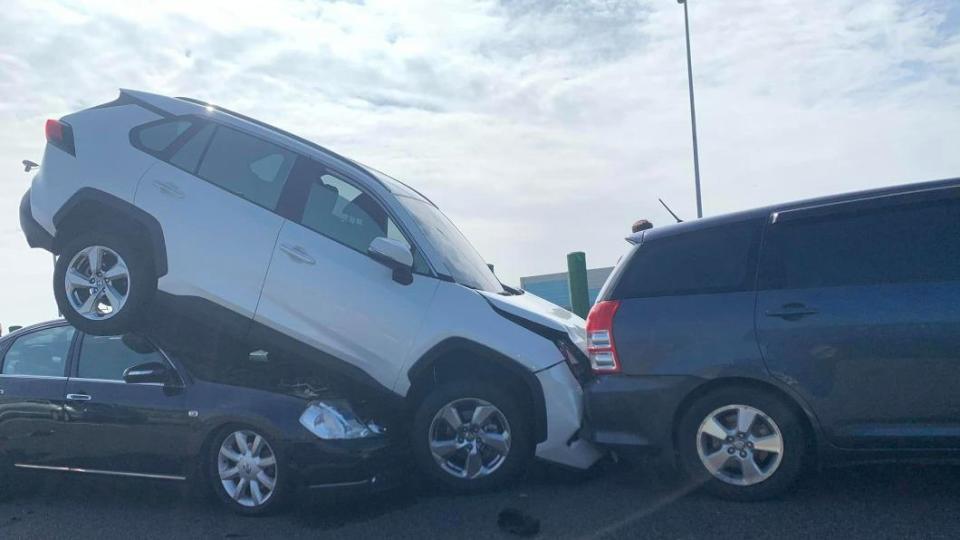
left=66, top=393, right=92, bottom=401
left=279, top=243, right=316, bottom=265
left=152, top=180, right=184, bottom=199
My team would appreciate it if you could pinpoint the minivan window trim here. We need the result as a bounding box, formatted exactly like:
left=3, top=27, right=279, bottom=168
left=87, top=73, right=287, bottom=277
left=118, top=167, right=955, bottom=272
left=771, top=184, right=960, bottom=225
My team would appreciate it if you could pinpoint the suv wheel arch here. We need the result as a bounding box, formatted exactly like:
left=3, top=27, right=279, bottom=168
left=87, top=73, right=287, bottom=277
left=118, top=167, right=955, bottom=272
left=407, top=338, right=548, bottom=444
left=52, top=187, right=168, bottom=277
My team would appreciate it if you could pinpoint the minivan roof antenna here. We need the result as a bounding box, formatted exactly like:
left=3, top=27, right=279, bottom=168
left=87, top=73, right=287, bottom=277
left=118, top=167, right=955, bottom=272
left=659, top=198, right=683, bottom=223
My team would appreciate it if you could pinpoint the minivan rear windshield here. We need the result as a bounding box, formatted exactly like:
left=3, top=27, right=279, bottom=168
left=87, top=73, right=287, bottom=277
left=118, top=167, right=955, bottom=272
left=398, top=196, right=504, bottom=294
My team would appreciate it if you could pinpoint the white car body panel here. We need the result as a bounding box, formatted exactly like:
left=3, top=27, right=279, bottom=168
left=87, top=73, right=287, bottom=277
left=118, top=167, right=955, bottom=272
left=135, top=160, right=285, bottom=319
left=256, top=219, right=440, bottom=390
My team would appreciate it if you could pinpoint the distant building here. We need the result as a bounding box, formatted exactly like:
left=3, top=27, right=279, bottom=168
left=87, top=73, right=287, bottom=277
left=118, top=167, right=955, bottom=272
left=520, top=267, right=615, bottom=311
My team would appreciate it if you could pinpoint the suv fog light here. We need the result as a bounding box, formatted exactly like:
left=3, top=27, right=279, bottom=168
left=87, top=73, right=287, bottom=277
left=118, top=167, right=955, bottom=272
left=299, top=400, right=383, bottom=439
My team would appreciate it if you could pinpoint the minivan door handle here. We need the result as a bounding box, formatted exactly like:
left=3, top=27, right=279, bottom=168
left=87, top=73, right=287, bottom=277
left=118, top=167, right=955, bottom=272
left=279, top=243, right=316, bottom=265
left=765, top=303, right=818, bottom=320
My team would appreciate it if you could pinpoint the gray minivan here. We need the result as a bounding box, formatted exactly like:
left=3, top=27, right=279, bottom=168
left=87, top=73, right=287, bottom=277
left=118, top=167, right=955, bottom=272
left=582, top=178, right=960, bottom=500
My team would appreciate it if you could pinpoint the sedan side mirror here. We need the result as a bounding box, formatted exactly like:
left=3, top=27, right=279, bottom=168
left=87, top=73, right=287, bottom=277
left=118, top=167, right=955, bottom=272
left=123, top=362, right=170, bottom=384
left=368, top=237, right=414, bottom=285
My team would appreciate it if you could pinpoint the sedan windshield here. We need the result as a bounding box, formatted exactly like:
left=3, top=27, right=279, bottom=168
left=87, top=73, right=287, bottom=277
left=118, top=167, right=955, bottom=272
left=399, top=196, right=504, bottom=294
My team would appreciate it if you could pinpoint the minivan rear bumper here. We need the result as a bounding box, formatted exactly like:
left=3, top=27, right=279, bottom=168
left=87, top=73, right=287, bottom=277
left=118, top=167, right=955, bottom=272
left=581, top=374, right=703, bottom=456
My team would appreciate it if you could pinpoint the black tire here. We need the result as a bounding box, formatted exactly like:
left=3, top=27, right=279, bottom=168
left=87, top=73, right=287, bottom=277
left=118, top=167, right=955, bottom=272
left=208, top=426, right=289, bottom=516
left=54, top=231, right=156, bottom=336
left=411, top=380, right=534, bottom=493
left=677, top=386, right=807, bottom=501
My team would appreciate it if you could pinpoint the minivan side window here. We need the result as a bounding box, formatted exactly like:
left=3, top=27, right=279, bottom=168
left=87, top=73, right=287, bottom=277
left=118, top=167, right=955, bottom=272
left=196, top=126, right=297, bottom=211
left=134, top=119, right=192, bottom=153
left=1, top=326, right=75, bottom=377
left=611, top=220, right=762, bottom=299
left=760, top=196, right=960, bottom=290
left=300, top=173, right=428, bottom=272
left=76, top=334, right=167, bottom=382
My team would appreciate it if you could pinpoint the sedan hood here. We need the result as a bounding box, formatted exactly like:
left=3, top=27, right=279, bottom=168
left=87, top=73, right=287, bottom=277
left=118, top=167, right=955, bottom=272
left=477, top=290, right=588, bottom=353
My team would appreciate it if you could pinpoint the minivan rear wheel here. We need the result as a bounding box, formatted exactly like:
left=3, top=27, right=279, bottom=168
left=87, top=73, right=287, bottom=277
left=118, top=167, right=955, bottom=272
left=411, top=381, right=533, bottom=493
left=54, top=231, right=155, bottom=336
left=677, top=386, right=806, bottom=501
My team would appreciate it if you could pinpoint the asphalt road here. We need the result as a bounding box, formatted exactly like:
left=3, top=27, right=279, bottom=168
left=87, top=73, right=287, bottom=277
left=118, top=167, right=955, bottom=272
left=2, top=459, right=960, bottom=539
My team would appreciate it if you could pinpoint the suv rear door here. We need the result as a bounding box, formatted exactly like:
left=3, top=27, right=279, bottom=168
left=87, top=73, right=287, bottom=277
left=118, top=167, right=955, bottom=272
left=756, top=188, right=960, bottom=449
left=134, top=119, right=300, bottom=327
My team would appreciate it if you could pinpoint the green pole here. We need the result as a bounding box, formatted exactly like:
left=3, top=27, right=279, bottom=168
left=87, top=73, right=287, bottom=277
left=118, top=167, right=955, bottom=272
left=567, top=251, right=589, bottom=318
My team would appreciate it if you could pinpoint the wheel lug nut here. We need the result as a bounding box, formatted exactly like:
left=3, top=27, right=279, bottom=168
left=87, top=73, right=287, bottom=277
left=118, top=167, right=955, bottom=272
left=727, top=447, right=735, bottom=454
left=739, top=451, right=747, bottom=458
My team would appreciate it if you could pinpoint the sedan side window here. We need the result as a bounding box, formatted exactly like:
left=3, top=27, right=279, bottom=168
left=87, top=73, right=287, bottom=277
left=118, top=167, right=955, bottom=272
left=300, top=173, right=428, bottom=272
left=196, top=126, right=297, bottom=211
left=76, top=334, right=167, bottom=382
left=1, top=326, right=75, bottom=377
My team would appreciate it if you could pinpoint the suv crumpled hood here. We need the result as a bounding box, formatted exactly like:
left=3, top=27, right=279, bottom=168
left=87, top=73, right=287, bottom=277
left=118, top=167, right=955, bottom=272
left=477, top=290, right=588, bottom=353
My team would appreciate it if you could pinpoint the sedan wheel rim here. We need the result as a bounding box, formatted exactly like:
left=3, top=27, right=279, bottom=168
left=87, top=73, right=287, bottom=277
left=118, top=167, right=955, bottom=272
left=696, top=404, right=784, bottom=487
left=218, top=430, right=278, bottom=508
left=428, top=398, right=511, bottom=480
left=64, top=245, right=130, bottom=321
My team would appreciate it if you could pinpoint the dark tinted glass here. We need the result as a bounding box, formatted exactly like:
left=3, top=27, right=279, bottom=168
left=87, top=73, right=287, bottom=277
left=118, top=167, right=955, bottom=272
left=169, top=123, right=215, bottom=172
left=760, top=196, right=960, bottom=289
left=137, top=120, right=191, bottom=153
left=197, top=126, right=296, bottom=210
left=612, top=220, right=761, bottom=299
left=1, top=326, right=74, bottom=377
left=77, top=334, right=166, bottom=381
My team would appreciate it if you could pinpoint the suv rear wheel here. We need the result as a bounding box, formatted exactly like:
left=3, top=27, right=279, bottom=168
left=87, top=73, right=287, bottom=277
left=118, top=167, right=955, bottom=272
left=412, top=381, right=533, bottom=492
left=54, top=231, right=155, bottom=335
left=677, top=386, right=806, bottom=501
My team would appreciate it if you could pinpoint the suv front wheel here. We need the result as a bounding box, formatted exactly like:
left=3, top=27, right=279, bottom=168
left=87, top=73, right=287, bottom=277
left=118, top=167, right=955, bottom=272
left=412, top=381, right=533, bottom=492
left=677, top=386, right=806, bottom=501
left=54, top=231, right=156, bottom=336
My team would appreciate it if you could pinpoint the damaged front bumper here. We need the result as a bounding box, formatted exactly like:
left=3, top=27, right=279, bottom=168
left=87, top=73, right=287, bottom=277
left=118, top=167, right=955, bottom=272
left=533, top=362, right=604, bottom=470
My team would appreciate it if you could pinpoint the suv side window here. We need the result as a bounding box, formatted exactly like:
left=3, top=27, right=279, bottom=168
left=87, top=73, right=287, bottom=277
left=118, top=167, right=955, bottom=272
left=760, top=195, right=960, bottom=290
left=169, top=123, right=216, bottom=173
left=1, top=326, right=74, bottom=377
left=76, top=334, right=167, bottom=382
left=300, top=173, right=429, bottom=272
left=134, top=119, right=192, bottom=153
left=196, top=126, right=297, bottom=211
left=612, top=219, right=761, bottom=299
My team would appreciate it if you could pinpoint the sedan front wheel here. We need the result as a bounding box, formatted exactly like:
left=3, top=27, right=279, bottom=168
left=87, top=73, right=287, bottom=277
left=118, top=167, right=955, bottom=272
left=210, top=427, right=287, bottom=515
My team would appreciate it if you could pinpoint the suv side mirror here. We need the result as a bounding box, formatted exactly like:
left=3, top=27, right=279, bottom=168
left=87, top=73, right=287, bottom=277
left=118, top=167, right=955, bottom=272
left=368, top=237, right=414, bottom=284
left=123, top=362, right=170, bottom=384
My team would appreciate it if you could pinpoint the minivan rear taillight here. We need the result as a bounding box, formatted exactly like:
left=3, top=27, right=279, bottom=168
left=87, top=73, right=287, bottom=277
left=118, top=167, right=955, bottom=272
left=586, top=300, right=620, bottom=373
left=45, top=119, right=75, bottom=155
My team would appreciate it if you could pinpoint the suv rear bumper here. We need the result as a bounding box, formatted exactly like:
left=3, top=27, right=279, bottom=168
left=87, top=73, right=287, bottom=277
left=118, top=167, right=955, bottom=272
left=581, top=374, right=702, bottom=456
left=20, top=189, right=54, bottom=251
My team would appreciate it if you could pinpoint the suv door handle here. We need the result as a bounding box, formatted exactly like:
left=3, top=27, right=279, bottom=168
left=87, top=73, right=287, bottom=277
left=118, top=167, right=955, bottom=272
left=765, top=303, right=818, bottom=320
left=66, top=393, right=92, bottom=401
left=279, top=243, right=316, bottom=265
left=152, top=180, right=184, bottom=199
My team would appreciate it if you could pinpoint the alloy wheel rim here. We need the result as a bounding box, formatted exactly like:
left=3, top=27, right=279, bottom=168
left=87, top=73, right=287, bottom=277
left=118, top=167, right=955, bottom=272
left=218, top=430, right=278, bottom=508
left=428, top=398, right=511, bottom=480
left=64, top=245, right=130, bottom=321
left=696, top=404, right=784, bottom=486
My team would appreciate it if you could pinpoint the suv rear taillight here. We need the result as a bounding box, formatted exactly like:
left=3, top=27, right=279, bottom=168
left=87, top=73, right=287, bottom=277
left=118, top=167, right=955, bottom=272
left=586, top=300, right=620, bottom=373
left=45, top=119, right=75, bottom=155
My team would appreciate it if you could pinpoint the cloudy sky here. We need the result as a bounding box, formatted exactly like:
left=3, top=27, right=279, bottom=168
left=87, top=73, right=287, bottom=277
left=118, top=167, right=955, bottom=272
left=1, top=0, right=958, bottom=326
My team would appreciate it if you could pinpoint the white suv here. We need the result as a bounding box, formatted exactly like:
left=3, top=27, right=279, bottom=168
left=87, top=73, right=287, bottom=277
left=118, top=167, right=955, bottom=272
left=19, top=90, right=601, bottom=490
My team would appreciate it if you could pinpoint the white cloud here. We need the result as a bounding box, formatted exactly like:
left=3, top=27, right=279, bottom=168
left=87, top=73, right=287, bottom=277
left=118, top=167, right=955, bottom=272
left=0, top=0, right=958, bottom=326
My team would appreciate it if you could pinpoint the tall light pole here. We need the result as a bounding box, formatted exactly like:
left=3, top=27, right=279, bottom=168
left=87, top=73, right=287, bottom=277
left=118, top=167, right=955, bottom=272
left=678, top=0, right=703, bottom=218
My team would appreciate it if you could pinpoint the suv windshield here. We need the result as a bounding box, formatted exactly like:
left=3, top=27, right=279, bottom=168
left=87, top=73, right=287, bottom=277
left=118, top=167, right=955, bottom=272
left=398, top=195, right=504, bottom=294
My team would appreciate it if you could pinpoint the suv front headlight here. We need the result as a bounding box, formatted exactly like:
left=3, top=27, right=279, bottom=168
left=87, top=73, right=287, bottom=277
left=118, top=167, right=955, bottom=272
left=299, top=400, right=384, bottom=440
